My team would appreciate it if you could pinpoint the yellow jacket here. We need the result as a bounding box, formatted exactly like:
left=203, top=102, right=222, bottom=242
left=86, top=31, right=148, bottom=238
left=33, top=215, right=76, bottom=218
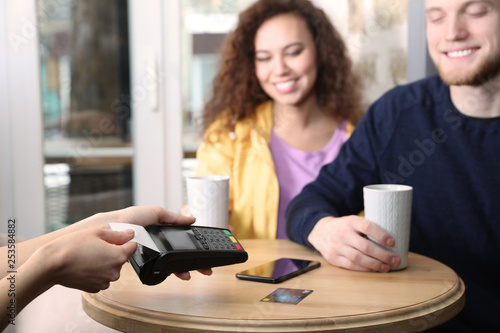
left=195, top=101, right=354, bottom=239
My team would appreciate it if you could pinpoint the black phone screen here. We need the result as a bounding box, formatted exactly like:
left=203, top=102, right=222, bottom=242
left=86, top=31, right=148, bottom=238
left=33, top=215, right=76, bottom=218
left=235, top=258, right=320, bottom=283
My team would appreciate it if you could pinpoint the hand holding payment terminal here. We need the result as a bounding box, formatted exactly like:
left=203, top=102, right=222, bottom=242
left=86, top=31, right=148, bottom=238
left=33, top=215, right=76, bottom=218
left=109, top=223, right=248, bottom=285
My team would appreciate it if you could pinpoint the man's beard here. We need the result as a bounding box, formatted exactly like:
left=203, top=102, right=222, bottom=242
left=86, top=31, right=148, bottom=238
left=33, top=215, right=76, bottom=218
left=437, top=54, right=500, bottom=86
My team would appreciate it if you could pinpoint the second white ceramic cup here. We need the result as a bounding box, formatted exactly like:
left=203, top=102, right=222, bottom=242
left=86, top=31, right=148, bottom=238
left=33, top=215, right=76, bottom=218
left=363, top=184, right=413, bottom=270
left=186, top=175, right=229, bottom=228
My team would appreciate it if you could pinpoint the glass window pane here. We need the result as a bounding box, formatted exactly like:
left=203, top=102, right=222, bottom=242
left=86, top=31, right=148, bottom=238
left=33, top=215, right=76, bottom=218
left=180, top=0, right=257, bottom=197
left=37, top=0, right=133, bottom=230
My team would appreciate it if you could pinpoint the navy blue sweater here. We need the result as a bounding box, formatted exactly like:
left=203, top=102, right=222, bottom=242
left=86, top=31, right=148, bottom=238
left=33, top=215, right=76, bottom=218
left=286, top=75, right=500, bottom=332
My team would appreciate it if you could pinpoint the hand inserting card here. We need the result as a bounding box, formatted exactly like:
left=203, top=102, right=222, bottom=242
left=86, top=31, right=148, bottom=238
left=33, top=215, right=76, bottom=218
left=107, top=223, right=248, bottom=285
left=109, top=222, right=161, bottom=252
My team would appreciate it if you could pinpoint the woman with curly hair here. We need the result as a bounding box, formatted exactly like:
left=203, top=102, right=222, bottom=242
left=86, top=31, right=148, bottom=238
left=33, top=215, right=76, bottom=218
left=193, top=0, right=362, bottom=239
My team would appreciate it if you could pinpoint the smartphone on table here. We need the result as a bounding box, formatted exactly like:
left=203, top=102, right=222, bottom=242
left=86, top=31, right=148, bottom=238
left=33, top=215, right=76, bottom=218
left=235, top=258, right=320, bottom=283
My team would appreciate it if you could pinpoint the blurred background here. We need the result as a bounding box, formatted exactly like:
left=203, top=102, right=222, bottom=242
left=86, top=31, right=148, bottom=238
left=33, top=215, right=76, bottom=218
left=1, top=0, right=434, bottom=238
left=0, top=1, right=436, bottom=331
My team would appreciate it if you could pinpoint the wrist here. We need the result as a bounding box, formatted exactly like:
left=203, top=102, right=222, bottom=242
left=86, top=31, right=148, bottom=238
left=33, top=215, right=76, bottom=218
left=30, top=240, right=66, bottom=287
left=17, top=245, right=57, bottom=298
left=308, top=216, right=334, bottom=245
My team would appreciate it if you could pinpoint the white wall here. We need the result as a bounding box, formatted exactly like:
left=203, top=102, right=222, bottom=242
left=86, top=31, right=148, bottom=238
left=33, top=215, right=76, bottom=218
left=0, top=0, right=46, bottom=239
left=129, top=0, right=183, bottom=212
left=0, top=0, right=14, bottom=235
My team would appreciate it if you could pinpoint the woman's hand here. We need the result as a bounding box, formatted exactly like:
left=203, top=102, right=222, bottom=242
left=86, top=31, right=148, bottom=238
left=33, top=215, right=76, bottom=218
left=34, top=228, right=137, bottom=293
left=173, top=268, right=213, bottom=280
left=0, top=206, right=215, bottom=331
left=31, top=225, right=212, bottom=292
left=180, top=204, right=193, bottom=217
left=76, top=205, right=197, bottom=231
left=307, top=216, right=401, bottom=272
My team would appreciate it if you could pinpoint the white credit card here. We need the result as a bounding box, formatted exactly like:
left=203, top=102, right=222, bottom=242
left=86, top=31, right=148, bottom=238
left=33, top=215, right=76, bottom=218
left=108, top=222, right=160, bottom=252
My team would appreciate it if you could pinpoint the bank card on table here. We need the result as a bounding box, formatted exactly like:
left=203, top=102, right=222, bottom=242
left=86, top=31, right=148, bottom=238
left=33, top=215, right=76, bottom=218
left=260, top=288, right=313, bottom=305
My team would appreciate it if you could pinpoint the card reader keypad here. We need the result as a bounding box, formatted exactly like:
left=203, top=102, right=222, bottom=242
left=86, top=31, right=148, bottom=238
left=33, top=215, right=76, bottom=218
left=192, top=227, right=243, bottom=251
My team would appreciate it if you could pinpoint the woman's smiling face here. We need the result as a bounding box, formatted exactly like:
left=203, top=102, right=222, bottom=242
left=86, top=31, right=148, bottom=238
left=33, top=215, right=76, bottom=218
left=254, top=13, right=318, bottom=107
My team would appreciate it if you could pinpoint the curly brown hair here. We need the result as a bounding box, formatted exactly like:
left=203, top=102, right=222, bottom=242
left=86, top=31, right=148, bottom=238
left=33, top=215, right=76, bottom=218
left=201, top=0, right=362, bottom=133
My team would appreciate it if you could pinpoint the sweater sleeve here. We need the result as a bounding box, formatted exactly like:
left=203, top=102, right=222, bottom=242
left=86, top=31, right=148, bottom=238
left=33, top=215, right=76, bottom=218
left=286, top=93, right=399, bottom=248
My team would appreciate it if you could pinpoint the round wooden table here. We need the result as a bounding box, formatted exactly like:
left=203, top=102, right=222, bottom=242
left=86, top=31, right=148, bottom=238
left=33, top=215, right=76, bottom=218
left=82, top=239, right=465, bottom=332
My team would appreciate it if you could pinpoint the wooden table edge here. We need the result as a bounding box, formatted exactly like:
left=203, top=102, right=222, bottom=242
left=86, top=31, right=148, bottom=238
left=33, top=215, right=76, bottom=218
left=82, top=277, right=465, bottom=333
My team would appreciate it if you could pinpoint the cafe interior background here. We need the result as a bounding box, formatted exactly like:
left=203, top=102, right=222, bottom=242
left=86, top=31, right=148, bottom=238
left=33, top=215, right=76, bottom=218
left=1, top=0, right=436, bottom=331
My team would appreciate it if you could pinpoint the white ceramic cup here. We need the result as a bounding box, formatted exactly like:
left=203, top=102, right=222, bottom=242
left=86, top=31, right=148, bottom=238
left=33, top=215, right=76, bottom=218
left=186, top=175, right=229, bottom=228
left=363, top=184, right=413, bottom=270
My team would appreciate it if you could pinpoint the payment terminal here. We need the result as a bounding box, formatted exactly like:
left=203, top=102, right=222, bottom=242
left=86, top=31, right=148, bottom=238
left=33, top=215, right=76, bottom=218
left=123, top=225, right=248, bottom=285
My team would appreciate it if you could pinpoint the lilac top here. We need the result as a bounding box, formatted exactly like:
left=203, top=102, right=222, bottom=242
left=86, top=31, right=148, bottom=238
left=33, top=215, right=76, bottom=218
left=270, top=120, right=348, bottom=239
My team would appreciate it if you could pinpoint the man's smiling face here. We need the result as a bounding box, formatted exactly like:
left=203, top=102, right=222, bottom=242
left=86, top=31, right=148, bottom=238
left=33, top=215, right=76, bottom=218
left=425, top=0, right=500, bottom=86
